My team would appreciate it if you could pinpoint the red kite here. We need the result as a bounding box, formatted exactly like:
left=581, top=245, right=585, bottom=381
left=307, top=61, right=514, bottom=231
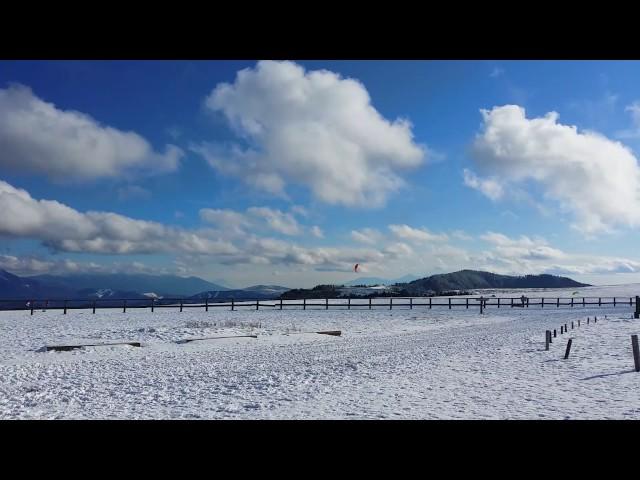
left=354, top=263, right=360, bottom=273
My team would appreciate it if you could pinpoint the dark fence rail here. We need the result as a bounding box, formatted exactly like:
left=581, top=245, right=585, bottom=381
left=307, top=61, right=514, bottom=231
left=1, top=295, right=639, bottom=315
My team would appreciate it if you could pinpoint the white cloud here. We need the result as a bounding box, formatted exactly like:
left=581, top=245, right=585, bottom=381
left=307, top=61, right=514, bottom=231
left=350, top=228, right=383, bottom=245
left=199, top=208, right=250, bottom=235
left=247, top=207, right=301, bottom=235
left=469, top=105, right=640, bottom=234
left=0, top=180, right=237, bottom=255
left=489, top=67, right=504, bottom=78
left=0, top=84, right=183, bottom=180
left=310, top=225, right=324, bottom=238
left=462, top=169, right=504, bottom=201
left=450, top=230, right=473, bottom=241
left=194, top=60, right=426, bottom=207
left=116, top=185, right=151, bottom=201
left=388, top=224, right=448, bottom=243
left=616, top=101, right=640, bottom=139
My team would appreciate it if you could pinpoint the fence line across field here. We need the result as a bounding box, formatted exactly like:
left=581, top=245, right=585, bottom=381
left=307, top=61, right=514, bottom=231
left=2, top=295, right=640, bottom=316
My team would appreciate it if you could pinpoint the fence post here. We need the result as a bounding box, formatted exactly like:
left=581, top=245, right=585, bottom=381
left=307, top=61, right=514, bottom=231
left=545, top=330, right=550, bottom=350
left=480, top=298, right=484, bottom=315
left=325, top=298, right=328, bottom=310
left=542, top=297, right=544, bottom=309
left=571, top=321, right=574, bottom=329
left=565, top=323, right=568, bottom=331
left=557, top=297, right=559, bottom=307
left=123, top=300, right=127, bottom=313
left=614, top=297, right=616, bottom=307
left=554, top=329, right=557, bottom=337
left=303, top=298, right=306, bottom=310
left=632, top=335, right=640, bottom=372
left=180, top=300, right=183, bottom=313
left=429, top=297, right=432, bottom=309
left=583, top=297, right=585, bottom=307
left=587, top=317, right=589, bottom=324
left=599, top=297, right=601, bottom=306
left=93, top=300, right=96, bottom=314
left=205, top=298, right=208, bottom=312
left=527, top=297, right=529, bottom=308
left=369, top=298, right=371, bottom=310
left=231, top=298, right=234, bottom=311
left=30, top=300, right=34, bottom=315
left=280, top=298, right=283, bottom=310
left=152, top=298, right=155, bottom=313
left=256, top=300, right=259, bottom=311
left=635, top=296, right=640, bottom=319
left=497, top=297, right=500, bottom=308
left=64, top=300, right=67, bottom=315
left=560, top=326, right=563, bottom=334
left=348, top=297, right=351, bottom=310
left=410, top=298, right=413, bottom=310
left=467, top=298, right=470, bottom=309
left=390, top=297, right=393, bottom=310
left=578, top=319, right=580, bottom=327
left=448, top=298, right=451, bottom=310
left=564, top=338, right=573, bottom=359
left=571, top=297, right=574, bottom=307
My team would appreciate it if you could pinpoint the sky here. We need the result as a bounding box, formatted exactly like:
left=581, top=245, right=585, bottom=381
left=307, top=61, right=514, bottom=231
left=2, top=60, right=640, bottom=288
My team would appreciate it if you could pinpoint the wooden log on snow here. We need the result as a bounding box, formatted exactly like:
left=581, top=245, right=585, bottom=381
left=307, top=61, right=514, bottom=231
left=564, top=338, right=573, bottom=359
left=45, top=341, right=142, bottom=352
left=178, top=334, right=258, bottom=343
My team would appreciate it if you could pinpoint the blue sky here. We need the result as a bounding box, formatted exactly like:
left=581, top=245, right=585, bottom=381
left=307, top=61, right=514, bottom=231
left=2, top=60, right=640, bottom=287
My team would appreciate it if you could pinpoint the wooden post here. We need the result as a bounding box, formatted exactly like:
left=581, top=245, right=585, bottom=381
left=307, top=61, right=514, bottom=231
left=545, top=330, right=550, bottom=351
left=527, top=297, right=529, bottom=308
left=256, top=300, right=259, bottom=311
left=64, top=300, right=67, bottom=315
left=635, top=296, right=640, bottom=319
left=510, top=297, right=514, bottom=308
left=480, top=298, right=484, bottom=315
left=557, top=297, right=559, bottom=307
left=571, top=321, right=574, bottom=329
left=93, top=301, right=96, bottom=314
left=448, top=298, right=451, bottom=310
left=348, top=297, right=351, bottom=310
left=410, top=298, right=413, bottom=310
left=549, top=329, right=552, bottom=343
left=231, top=298, right=234, bottom=311
left=565, top=323, right=568, bottom=331
left=280, top=298, right=283, bottom=310
left=369, top=297, right=372, bottom=310
left=560, top=326, right=563, bottom=334
left=554, top=329, right=557, bottom=337
left=578, top=319, right=580, bottom=327
left=325, top=298, right=328, bottom=310
left=632, top=335, right=640, bottom=372
left=123, top=300, right=127, bottom=313
left=594, top=316, right=597, bottom=323
left=303, top=298, right=306, bottom=310
left=467, top=298, right=469, bottom=309
left=205, top=298, right=208, bottom=312
left=564, top=338, right=573, bottom=359
left=587, top=317, right=589, bottom=324
left=541, top=297, right=544, bottom=309
left=390, top=297, right=393, bottom=310
left=497, top=297, right=500, bottom=308
left=152, top=298, right=155, bottom=313
left=429, top=297, right=432, bottom=309
left=30, top=300, right=34, bottom=315
left=582, top=297, right=585, bottom=307
left=599, top=297, right=601, bottom=306
left=571, top=298, right=574, bottom=307
left=614, top=297, right=616, bottom=307
left=180, top=300, right=183, bottom=312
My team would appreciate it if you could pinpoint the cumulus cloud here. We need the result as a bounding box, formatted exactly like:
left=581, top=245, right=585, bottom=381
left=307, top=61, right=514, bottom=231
left=469, top=105, right=640, bottom=233
left=194, top=60, right=426, bottom=207
left=198, top=208, right=251, bottom=235
left=247, top=207, right=301, bottom=235
left=0, top=84, right=183, bottom=180
left=463, top=169, right=504, bottom=201
left=351, top=228, right=383, bottom=245
left=388, top=224, right=448, bottom=243
left=0, top=180, right=237, bottom=255
left=310, top=225, right=324, bottom=238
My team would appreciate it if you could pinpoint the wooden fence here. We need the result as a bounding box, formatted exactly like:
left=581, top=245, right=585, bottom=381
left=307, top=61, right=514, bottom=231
left=2, top=295, right=639, bottom=316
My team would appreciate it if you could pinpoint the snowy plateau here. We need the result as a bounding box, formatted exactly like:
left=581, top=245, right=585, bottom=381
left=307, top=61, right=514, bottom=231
left=2, top=284, right=640, bottom=419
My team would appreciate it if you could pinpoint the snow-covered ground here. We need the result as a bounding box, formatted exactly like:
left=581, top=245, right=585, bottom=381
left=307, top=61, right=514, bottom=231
left=1, top=285, right=640, bottom=419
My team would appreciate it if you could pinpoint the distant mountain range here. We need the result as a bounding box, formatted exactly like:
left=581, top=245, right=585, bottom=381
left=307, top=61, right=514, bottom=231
left=0, top=270, right=290, bottom=304
left=401, top=270, right=589, bottom=294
